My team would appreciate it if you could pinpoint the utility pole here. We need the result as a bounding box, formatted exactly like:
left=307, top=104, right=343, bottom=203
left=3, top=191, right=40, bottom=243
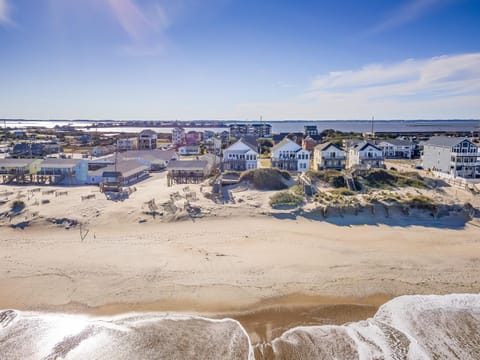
left=371, top=116, right=375, bottom=139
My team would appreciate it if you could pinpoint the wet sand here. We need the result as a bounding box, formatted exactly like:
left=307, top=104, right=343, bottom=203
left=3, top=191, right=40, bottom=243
left=39, top=294, right=389, bottom=344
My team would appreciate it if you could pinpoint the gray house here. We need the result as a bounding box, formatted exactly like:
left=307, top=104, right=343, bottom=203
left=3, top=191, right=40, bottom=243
left=374, top=139, right=416, bottom=159
left=422, top=136, right=479, bottom=179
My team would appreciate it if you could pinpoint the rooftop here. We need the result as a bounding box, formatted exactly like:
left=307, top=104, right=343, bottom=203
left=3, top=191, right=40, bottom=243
left=271, top=137, right=301, bottom=152
left=423, top=136, right=471, bottom=148
left=138, top=129, right=157, bottom=136
left=0, top=158, right=39, bottom=168
left=353, top=141, right=382, bottom=152
left=119, top=149, right=177, bottom=162
left=375, top=139, right=416, bottom=146
left=99, top=160, right=150, bottom=178
left=41, top=158, right=83, bottom=168
left=168, top=160, right=208, bottom=171
left=315, top=142, right=343, bottom=151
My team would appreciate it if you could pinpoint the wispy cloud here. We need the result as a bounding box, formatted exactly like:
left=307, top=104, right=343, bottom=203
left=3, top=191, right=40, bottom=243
left=103, top=0, right=170, bottom=56
left=105, top=0, right=168, bottom=42
left=0, top=0, right=14, bottom=26
left=368, top=0, right=445, bottom=35
left=235, top=53, right=480, bottom=119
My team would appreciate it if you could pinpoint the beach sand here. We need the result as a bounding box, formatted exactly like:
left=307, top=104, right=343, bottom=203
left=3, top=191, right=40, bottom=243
left=1, top=173, right=480, bottom=343
left=1, top=213, right=480, bottom=343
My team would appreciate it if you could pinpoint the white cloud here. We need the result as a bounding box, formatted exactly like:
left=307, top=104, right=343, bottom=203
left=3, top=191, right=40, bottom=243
left=105, top=0, right=168, bottom=42
left=368, top=0, right=444, bottom=35
left=235, top=53, right=480, bottom=120
left=0, top=0, right=13, bottom=26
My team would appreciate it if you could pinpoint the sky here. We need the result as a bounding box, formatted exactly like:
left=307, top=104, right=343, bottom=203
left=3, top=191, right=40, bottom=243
left=0, top=0, right=479, bottom=120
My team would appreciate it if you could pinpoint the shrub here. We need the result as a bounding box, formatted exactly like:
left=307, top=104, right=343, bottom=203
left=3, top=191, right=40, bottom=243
left=269, top=191, right=303, bottom=207
left=290, top=184, right=305, bottom=196
left=307, top=170, right=346, bottom=188
left=240, top=168, right=290, bottom=190
left=362, top=170, right=428, bottom=189
left=405, top=195, right=437, bottom=212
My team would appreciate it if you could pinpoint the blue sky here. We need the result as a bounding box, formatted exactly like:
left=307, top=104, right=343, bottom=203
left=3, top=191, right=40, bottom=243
left=0, top=0, right=479, bottom=120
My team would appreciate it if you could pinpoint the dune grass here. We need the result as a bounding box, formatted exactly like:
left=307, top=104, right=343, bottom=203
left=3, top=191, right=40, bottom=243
left=240, top=168, right=291, bottom=190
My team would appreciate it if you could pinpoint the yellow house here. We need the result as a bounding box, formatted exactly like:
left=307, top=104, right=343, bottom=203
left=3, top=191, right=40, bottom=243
left=0, top=158, right=42, bottom=176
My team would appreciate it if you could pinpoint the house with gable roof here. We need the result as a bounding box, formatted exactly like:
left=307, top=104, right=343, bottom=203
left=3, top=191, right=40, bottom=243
left=422, top=136, right=479, bottom=178
left=271, top=138, right=310, bottom=172
left=222, top=138, right=258, bottom=171
left=313, top=142, right=346, bottom=170
left=347, top=141, right=384, bottom=169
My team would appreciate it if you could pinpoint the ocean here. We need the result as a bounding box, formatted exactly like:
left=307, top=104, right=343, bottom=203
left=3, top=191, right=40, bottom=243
left=1, top=294, right=479, bottom=359
left=2, top=119, right=480, bottom=134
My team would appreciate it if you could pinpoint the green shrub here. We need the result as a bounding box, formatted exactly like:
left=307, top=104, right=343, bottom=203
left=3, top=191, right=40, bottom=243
left=269, top=191, right=303, bottom=207
left=223, top=171, right=241, bottom=177
left=290, top=184, right=305, bottom=196
left=307, top=170, right=346, bottom=188
left=362, top=170, right=428, bottom=189
left=240, top=168, right=290, bottom=190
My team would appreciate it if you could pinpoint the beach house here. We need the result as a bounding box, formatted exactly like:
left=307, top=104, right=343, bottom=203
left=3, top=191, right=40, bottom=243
left=374, top=139, right=416, bottom=159
left=347, top=141, right=384, bottom=169
left=171, top=127, right=186, bottom=146
left=178, top=145, right=201, bottom=156
left=137, top=130, right=158, bottom=150
left=302, top=136, right=318, bottom=153
left=117, top=150, right=178, bottom=171
left=304, top=125, right=319, bottom=137
left=222, top=138, right=259, bottom=171
left=91, top=145, right=116, bottom=157
left=271, top=138, right=310, bottom=171
left=422, top=136, right=479, bottom=178
left=185, top=131, right=203, bottom=146
left=39, top=158, right=88, bottom=185
left=229, top=123, right=272, bottom=139
left=313, top=142, right=346, bottom=170
left=167, top=159, right=211, bottom=186
left=97, top=160, right=150, bottom=190
left=0, top=158, right=42, bottom=184
left=116, top=137, right=138, bottom=151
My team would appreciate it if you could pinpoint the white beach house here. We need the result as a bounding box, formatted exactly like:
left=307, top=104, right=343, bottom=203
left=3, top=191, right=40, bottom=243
left=271, top=138, right=310, bottom=171
left=222, top=138, right=258, bottom=171
left=347, top=141, right=384, bottom=169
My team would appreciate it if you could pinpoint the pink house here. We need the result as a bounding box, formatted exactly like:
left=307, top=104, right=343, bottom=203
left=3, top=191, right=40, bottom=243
left=185, top=131, right=203, bottom=145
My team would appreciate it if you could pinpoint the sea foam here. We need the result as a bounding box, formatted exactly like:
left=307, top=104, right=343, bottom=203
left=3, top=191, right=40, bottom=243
left=1, top=294, right=479, bottom=360
left=0, top=312, right=254, bottom=360
left=265, top=294, right=480, bottom=359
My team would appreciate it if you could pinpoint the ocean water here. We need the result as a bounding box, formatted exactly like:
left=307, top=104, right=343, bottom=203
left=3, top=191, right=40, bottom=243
left=1, top=294, right=479, bottom=359
left=3, top=119, right=480, bottom=134
left=262, top=294, right=480, bottom=359
left=0, top=312, right=253, bottom=360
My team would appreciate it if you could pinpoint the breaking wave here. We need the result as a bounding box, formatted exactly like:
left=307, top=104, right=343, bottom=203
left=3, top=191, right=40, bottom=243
left=1, top=294, right=479, bottom=359
left=0, top=312, right=253, bottom=360
left=259, top=294, right=480, bottom=359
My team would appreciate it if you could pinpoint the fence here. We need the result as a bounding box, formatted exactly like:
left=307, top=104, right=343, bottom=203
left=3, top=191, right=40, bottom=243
left=432, top=171, right=480, bottom=190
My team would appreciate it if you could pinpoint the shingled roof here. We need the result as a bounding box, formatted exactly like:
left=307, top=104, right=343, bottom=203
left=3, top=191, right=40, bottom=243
left=423, top=136, right=471, bottom=148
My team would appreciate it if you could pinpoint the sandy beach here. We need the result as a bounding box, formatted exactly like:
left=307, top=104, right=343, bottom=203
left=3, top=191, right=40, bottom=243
left=0, top=171, right=479, bottom=344
left=2, top=191, right=480, bottom=342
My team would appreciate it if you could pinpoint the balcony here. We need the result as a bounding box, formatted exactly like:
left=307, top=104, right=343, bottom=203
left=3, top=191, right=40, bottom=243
left=222, top=159, right=247, bottom=171
left=322, top=155, right=346, bottom=160
left=271, top=159, right=298, bottom=171
left=361, top=156, right=384, bottom=161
